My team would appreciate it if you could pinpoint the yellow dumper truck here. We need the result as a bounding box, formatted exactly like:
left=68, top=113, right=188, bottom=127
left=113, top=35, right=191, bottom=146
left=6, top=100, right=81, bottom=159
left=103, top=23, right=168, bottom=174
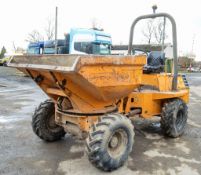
left=8, top=12, right=189, bottom=171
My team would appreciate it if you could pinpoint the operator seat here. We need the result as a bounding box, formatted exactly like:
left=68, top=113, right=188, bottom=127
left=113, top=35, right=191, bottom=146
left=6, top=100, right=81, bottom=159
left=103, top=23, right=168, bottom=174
left=143, top=51, right=166, bottom=73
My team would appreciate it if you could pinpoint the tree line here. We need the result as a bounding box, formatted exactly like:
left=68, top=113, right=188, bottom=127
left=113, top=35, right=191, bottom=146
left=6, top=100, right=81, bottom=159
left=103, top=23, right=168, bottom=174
left=0, top=46, right=6, bottom=59
left=142, top=18, right=168, bottom=44
left=26, top=17, right=55, bottom=43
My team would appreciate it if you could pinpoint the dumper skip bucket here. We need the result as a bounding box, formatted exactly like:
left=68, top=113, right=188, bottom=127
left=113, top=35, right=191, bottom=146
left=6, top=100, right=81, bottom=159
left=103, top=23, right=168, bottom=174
left=8, top=54, right=146, bottom=112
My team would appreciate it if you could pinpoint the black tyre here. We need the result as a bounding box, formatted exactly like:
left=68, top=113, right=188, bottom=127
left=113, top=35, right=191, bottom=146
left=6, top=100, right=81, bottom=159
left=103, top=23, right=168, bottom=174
left=86, top=113, right=134, bottom=171
left=3, top=62, right=7, bottom=67
left=161, top=99, right=188, bottom=138
left=32, top=99, right=65, bottom=141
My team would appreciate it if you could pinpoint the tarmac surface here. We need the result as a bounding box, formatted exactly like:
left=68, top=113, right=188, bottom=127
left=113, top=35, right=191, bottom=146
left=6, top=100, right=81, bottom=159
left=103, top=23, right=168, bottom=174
left=0, top=66, right=201, bottom=175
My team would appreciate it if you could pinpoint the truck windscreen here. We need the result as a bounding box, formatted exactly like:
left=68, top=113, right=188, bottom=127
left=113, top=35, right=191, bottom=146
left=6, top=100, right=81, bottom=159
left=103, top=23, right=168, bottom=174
left=74, top=42, right=111, bottom=55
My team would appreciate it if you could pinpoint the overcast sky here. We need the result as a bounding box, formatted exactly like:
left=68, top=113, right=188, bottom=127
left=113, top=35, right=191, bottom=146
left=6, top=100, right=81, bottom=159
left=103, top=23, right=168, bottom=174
left=0, top=0, right=201, bottom=60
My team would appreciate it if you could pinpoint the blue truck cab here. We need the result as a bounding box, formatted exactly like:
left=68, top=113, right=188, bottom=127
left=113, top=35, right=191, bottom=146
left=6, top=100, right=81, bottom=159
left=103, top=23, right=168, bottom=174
left=69, top=28, right=112, bottom=55
left=27, top=41, right=44, bottom=55
left=43, top=39, right=68, bottom=54
left=27, top=28, right=112, bottom=55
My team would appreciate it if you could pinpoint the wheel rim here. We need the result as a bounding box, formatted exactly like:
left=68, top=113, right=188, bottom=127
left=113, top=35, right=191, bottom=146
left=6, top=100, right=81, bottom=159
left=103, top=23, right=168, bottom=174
left=47, top=114, right=60, bottom=132
left=107, top=129, right=128, bottom=158
left=176, top=109, right=185, bottom=131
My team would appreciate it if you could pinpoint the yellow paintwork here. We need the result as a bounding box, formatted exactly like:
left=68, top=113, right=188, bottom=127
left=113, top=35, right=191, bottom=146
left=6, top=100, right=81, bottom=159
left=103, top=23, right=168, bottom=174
left=9, top=54, right=190, bottom=132
left=124, top=89, right=189, bottom=118
left=141, top=73, right=187, bottom=91
left=119, top=73, right=189, bottom=118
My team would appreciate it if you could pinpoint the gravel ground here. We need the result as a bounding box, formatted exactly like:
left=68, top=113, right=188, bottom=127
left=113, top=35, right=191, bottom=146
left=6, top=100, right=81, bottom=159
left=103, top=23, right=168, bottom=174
left=0, top=66, right=201, bottom=175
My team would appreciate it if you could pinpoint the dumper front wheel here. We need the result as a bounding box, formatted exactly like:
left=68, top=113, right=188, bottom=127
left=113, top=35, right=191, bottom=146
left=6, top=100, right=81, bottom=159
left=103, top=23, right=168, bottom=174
left=86, top=113, right=134, bottom=171
left=161, top=99, right=188, bottom=138
left=32, top=100, right=65, bottom=142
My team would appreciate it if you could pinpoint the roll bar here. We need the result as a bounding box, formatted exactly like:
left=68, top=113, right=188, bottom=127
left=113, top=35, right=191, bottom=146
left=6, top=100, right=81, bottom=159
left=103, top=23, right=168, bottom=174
left=128, top=13, right=178, bottom=90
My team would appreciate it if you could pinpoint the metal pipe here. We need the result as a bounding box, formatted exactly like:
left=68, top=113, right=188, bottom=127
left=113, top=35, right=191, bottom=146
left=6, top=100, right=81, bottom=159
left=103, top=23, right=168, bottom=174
left=128, top=13, right=178, bottom=90
left=127, top=109, right=141, bottom=117
left=161, top=17, right=166, bottom=53
left=55, top=6, right=58, bottom=54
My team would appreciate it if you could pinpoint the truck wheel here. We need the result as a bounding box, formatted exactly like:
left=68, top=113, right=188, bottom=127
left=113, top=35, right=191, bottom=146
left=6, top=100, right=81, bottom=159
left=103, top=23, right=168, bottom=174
left=3, top=62, right=7, bottom=67
left=86, top=113, right=134, bottom=171
left=161, top=99, right=188, bottom=138
left=32, top=99, right=65, bottom=141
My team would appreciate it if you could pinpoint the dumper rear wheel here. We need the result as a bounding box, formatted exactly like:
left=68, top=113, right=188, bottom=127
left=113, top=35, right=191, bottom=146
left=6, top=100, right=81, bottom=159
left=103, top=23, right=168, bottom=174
left=161, top=99, right=188, bottom=138
left=86, top=113, right=134, bottom=171
left=32, top=99, right=65, bottom=142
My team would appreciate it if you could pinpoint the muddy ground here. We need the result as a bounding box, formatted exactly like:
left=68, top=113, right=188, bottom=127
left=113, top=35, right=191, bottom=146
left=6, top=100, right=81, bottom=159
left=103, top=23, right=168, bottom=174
left=0, top=67, right=201, bottom=175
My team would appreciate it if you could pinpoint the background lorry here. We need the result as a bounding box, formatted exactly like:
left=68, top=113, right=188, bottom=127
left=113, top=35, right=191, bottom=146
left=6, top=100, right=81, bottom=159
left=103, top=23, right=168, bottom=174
left=27, top=28, right=112, bottom=55
left=27, top=41, right=44, bottom=55
left=43, top=39, right=67, bottom=54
